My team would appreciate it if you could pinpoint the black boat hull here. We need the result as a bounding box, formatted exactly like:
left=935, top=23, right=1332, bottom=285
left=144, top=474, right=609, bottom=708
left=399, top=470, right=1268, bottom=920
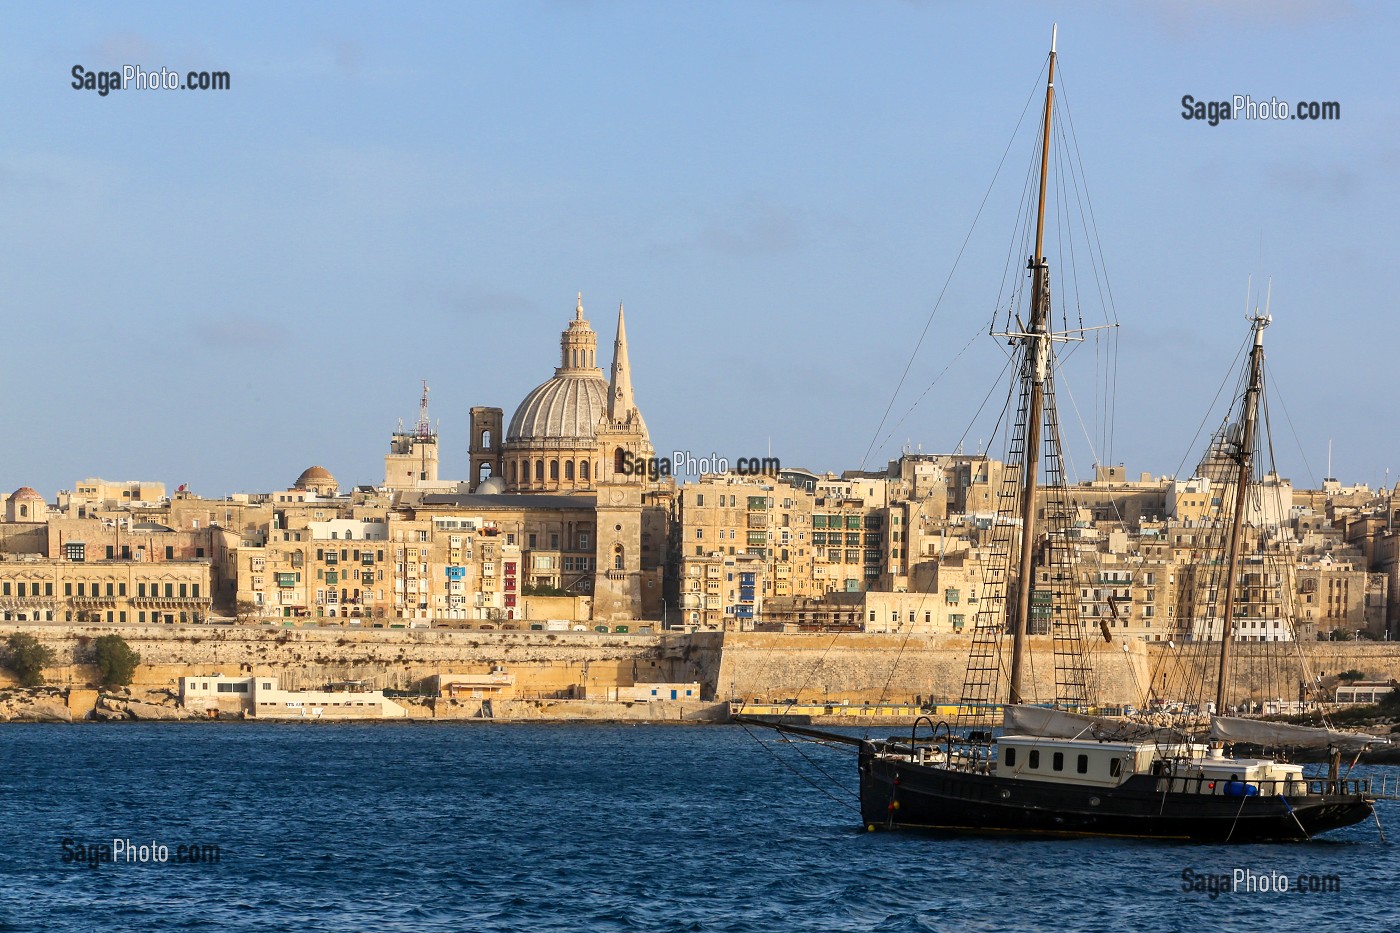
left=859, top=749, right=1374, bottom=842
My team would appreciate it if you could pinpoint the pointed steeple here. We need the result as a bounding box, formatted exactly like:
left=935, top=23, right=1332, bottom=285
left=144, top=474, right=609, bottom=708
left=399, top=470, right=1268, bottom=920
left=608, top=302, right=634, bottom=423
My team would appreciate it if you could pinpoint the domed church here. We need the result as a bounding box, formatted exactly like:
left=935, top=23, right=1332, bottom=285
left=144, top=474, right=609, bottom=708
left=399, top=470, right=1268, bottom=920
left=465, top=293, right=665, bottom=622
left=471, top=294, right=653, bottom=494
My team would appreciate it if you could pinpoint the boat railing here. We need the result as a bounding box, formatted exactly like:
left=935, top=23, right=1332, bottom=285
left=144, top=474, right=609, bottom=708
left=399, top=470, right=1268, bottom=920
left=1368, top=772, right=1400, bottom=800
left=1306, top=777, right=1375, bottom=798
left=1155, top=773, right=1374, bottom=798
left=908, top=716, right=952, bottom=763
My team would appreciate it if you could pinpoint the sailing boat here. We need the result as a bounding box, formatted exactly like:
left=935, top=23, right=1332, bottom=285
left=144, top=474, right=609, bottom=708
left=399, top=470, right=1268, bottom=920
left=741, top=28, right=1385, bottom=842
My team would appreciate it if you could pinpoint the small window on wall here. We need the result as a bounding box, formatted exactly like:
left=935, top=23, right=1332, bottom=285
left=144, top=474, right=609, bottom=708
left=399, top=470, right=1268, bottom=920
left=1005, top=747, right=1017, bottom=767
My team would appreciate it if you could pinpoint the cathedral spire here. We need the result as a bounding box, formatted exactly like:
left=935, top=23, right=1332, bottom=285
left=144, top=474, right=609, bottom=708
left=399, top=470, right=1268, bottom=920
left=608, top=302, right=635, bottom=422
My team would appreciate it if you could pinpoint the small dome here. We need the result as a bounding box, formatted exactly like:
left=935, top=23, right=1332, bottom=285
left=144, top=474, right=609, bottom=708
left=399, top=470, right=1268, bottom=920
left=8, top=486, right=43, bottom=501
left=507, top=373, right=609, bottom=443
left=294, top=466, right=336, bottom=490
left=476, top=476, right=507, bottom=495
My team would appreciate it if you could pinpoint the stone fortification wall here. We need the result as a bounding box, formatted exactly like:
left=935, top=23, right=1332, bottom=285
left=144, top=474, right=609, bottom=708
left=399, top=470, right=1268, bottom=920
left=3, top=624, right=1399, bottom=710
left=0, top=624, right=725, bottom=698
left=716, top=632, right=1400, bottom=707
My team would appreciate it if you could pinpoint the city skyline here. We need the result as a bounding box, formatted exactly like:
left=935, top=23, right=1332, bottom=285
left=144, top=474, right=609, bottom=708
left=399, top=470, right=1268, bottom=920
left=3, top=3, right=1397, bottom=498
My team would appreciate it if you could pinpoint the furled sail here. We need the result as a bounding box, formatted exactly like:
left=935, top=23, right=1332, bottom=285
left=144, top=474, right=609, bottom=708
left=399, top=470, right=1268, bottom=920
left=1209, top=716, right=1386, bottom=752
left=1003, top=705, right=1181, bottom=743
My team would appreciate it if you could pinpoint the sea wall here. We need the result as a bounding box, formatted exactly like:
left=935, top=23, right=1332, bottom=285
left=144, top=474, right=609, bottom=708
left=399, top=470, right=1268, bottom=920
left=716, top=632, right=1400, bottom=706
left=0, top=624, right=725, bottom=700
left=3, top=623, right=1399, bottom=713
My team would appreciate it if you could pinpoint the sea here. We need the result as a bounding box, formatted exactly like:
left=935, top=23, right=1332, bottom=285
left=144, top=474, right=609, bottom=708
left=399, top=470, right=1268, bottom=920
left=1, top=723, right=1396, bottom=932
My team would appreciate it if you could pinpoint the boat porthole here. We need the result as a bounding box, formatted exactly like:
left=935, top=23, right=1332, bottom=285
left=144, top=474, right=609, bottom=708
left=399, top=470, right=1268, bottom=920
left=1000, top=789, right=1011, bottom=799
left=1089, top=797, right=1101, bottom=807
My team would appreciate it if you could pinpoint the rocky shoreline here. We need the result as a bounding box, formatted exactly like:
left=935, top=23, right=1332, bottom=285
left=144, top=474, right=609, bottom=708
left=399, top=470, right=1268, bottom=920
left=0, top=686, right=205, bottom=723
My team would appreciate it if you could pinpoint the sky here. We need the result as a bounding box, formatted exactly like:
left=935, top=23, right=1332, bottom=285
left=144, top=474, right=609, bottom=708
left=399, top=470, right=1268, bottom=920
left=2, top=2, right=1396, bottom=499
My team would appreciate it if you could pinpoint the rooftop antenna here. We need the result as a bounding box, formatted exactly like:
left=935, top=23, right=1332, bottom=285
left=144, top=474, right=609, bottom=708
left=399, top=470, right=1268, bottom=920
left=416, top=380, right=432, bottom=441
left=1327, top=439, right=1333, bottom=482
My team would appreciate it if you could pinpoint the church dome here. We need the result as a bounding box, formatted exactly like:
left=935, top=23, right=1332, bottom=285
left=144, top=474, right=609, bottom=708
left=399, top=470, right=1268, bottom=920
left=507, top=373, right=609, bottom=443
left=294, top=465, right=337, bottom=492
left=475, top=475, right=507, bottom=495
left=8, top=486, right=43, bottom=502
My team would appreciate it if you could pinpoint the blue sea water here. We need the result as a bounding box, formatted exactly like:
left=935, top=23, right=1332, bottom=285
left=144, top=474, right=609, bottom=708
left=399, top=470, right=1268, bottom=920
left=0, top=723, right=1396, bottom=932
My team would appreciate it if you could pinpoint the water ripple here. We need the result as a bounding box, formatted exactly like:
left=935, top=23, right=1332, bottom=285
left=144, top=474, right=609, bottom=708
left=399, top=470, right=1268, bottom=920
left=0, top=723, right=1394, bottom=931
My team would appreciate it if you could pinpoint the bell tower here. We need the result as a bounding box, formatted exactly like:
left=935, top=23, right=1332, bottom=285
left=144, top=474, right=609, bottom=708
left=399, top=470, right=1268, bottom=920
left=592, top=303, right=659, bottom=621
left=469, top=407, right=504, bottom=492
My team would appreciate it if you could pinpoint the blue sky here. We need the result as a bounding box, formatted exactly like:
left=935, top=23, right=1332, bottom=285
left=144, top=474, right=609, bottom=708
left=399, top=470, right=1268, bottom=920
left=2, top=2, right=1395, bottom=497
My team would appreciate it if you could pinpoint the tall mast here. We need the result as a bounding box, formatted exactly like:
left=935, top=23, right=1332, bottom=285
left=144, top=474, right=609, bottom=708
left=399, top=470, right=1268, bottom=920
left=1007, top=25, right=1057, bottom=706
left=1215, top=310, right=1270, bottom=715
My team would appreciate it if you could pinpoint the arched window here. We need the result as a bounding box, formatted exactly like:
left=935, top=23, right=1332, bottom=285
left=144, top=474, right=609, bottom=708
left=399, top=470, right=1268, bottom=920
left=480, top=463, right=493, bottom=484
left=581, top=460, right=590, bottom=481
left=508, top=461, right=517, bottom=484
left=550, top=460, right=559, bottom=480
left=614, top=447, right=626, bottom=475
left=565, top=460, right=575, bottom=481
left=613, top=544, right=625, bottom=571
left=482, top=430, right=493, bottom=448
left=535, top=460, right=544, bottom=482
left=18, top=505, right=27, bottom=518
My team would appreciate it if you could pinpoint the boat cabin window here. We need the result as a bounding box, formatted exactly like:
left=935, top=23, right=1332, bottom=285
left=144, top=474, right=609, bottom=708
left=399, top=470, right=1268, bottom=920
left=1052, top=752, right=1064, bottom=772
left=1077, top=754, right=1088, bottom=774
left=1005, top=748, right=1016, bottom=767
left=1029, top=750, right=1040, bottom=769
left=1110, top=759, right=1122, bottom=778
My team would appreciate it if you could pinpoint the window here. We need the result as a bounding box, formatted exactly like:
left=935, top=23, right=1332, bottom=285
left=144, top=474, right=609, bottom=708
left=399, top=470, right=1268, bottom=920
left=1077, top=754, right=1088, bottom=774
left=1109, top=759, right=1122, bottom=778
left=1052, top=752, right=1064, bottom=772
left=1029, top=750, right=1040, bottom=769
left=66, top=543, right=86, bottom=562
left=1005, top=747, right=1017, bottom=767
